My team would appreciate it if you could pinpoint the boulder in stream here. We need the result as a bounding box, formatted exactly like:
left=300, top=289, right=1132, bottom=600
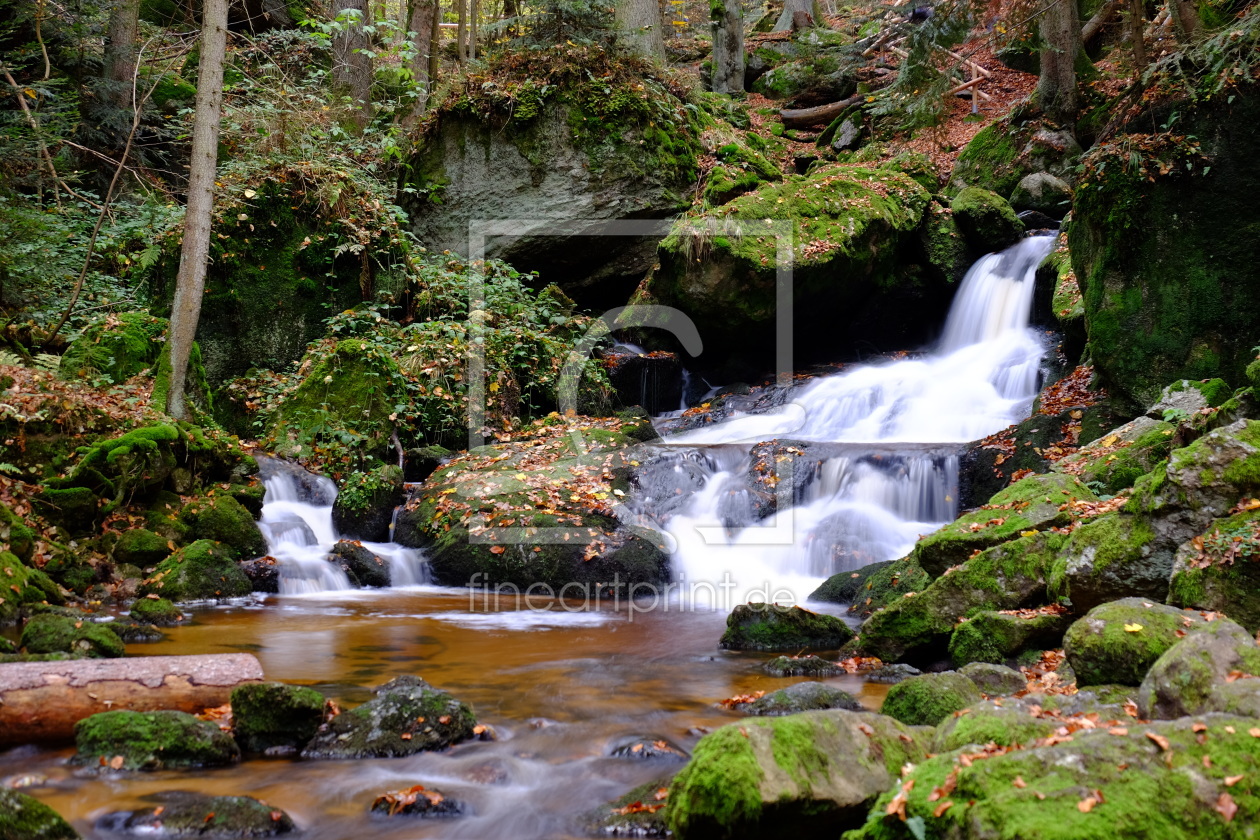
left=179, top=495, right=267, bottom=561
left=231, top=681, right=327, bottom=754
left=1062, top=598, right=1216, bottom=687
left=719, top=604, right=854, bottom=651
left=140, top=540, right=253, bottom=602
left=129, top=596, right=184, bottom=627
left=739, top=681, right=864, bottom=716
left=0, top=788, right=80, bottom=839
left=73, top=709, right=241, bottom=771
left=880, top=671, right=982, bottom=726
left=763, top=655, right=843, bottom=677
left=96, top=792, right=296, bottom=836
left=327, top=541, right=391, bottom=588
left=19, top=613, right=125, bottom=659
left=370, top=784, right=463, bottom=818
left=301, top=675, right=476, bottom=760
left=331, top=464, right=404, bottom=543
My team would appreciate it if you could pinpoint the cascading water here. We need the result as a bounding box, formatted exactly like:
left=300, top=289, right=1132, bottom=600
left=256, top=459, right=430, bottom=595
left=639, top=235, right=1057, bottom=605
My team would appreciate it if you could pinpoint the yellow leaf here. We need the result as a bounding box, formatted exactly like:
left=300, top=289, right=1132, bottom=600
left=489, top=382, right=500, bottom=393
left=1020, top=530, right=1038, bottom=537
left=1124, top=623, right=1143, bottom=632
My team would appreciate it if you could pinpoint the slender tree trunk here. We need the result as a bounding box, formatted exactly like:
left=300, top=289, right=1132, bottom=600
left=469, top=0, right=478, bottom=61
left=1168, top=0, right=1199, bottom=40
left=428, top=8, right=441, bottom=85
left=616, top=0, right=665, bottom=58
left=710, top=0, right=744, bottom=94
left=407, top=0, right=438, bottom=113
left=773, top=0, right=817, bottom=31
left=456, top=0, right=467, bottom=65
left=1037, top=0, right=1082, bottom=126
left=163, top=0, right=228, bottom=421
left=332, top=0, right=374, bottom=126
left=104, top=0, right=141, bottom=109
left=1128, top=0, right=1147, bottom=67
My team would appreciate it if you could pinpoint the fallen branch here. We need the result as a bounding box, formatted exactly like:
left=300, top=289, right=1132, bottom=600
left=780, top=93, right=864, bottom=129
left=1082, top=0, right=1125, bottom=43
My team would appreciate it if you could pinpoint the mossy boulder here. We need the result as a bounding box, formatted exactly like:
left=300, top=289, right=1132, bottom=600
left=140, top=539, right=252, bottom=602
left=590, top=779, right=670, bottom=837
left=959, top=662, right=1030, bottom=696
left=327, top=541, right=391, bottom=588
left=0, top=503, right=35, bottom=564
left=1069, top=89, right=1260, bottom=408
left=19, top=613, right=125, bottom=658
left=1054, top=416, right=1176, bottom=497
left=654, top=163, right=937, bottom=378
left=764, top=655, right=844, bottom=677
left=858, top=532, right=1064, bottom=663
left=1048, top=513, right=1166, bottom=613
left=719, top=603, right=854, bottom=651
left=0, top=788, right=79, bottom=840
left=949, top=187, right=1023, bottom=254
left=1062, top=598, right=1215, bottom=687
left=1009, top=172, right=1072, bottom=219
left=58, top=311, right=167, bottom=384
left=1168, top=510, right=1260, bottom=632
left=913, top=472, right=1098, bottom=577
left=931, top=699, right=1060, bottom=753
left=231, top=681, right=327, bottom=753
left=0, top=551, right=64, bottom=626
left=880, top=671, right=982, bottom=726
left=704, top=135, right=783, bottom=206
left=810, top=561, right=893, bottom=604
left=740, top=682, right=865, bottom=716
left=128, top=595, right=183, bottom=627
left=817, top=558, right=932, bottom=620
left=1136, top=617, right=1260, bottom=719
left=301, top=675, right=476, bottom=760
left=845, top=715, right=1260, bottom=840
left=949, top=609, right=1069, bottom=667
left=331, top=464, right=404, bottom=542
left=919, top=200, right=972, bottom=285
left=948, top=119, right=1082, bottom=199
left=666, top=710, right=931, bottom=839
left=180, top=495, right=266, bottom=560
left=751, top=56, right=857, bottom=104
left=96, top=792, right=296, bottom=836
left=73, top=709, right=240, bottom=770
left=112, top=527, right=172, bottom=568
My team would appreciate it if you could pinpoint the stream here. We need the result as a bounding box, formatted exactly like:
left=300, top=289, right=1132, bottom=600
left=0, top=235, right=1055, bottom=838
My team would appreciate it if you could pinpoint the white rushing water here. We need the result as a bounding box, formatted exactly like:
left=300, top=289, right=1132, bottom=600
left=655, top=235, right=1057, bottom=606
left=256, top=465, right=429, bottom=595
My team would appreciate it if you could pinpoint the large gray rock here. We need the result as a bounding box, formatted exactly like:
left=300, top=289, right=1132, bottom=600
left=740, top=681, right=864, bottom=716
left=95, top=793, right=296, bottom=837
left=1063, top=598, right=1215, bottom=687
left=1009, top=172, right=1072, bottom=219
left=301, top=676, right=475, bottom=760
left=1136, top=618, right=1260, bottom=719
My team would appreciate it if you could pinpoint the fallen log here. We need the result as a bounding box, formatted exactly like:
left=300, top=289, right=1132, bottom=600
left=0, top=653, right=264, bottom=745
left=780, top=94, right=864, bottom=130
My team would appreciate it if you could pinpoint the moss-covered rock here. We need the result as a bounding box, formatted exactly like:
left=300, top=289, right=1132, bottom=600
left=810, top=561, right=894, bottom=604
left=666, top=710, right=931, bottom=839
left=180, top=495, right=266, bottom=560
left=1009, top=172, right=1072, bottom=219
left=19, top=613, right=125, bottom=658
left=128, top=595, right=183, bottom=627
left=919, top=200, right=972, bottom=285
left=112, top=527, right=172, bottom=568
left=369, top=784, right=463, bottom=819
left=97, top=792, right=296, bottom=836
left=844, top=715, right=1260, bottom=840
left=327, top=541, right=391, bottom=588
left=589, top=779, right=670, bottom=837
left=859, top=532, right=1064, bottom=663
left=58, top=311, right=167, bottom=384
left=0, top=503, right=35, bottom=564
left=704, top=135, right=783, bottom=206
left=828, top=558, right=932, bottom=620
left=949, top=187, right=1024, bottom=253
left=1062, top=597, right=1215, bottom=687
left=949, top=610, right=1069, bottom=667
left=1054, top=416, right=1177, bottom=497
left=0, top=788, right=80, bottom=840
left=948, top=120, right=1082, bottom=199
left=140, top=539, right=252, bottom=602
left=331, top=464, right=404, bottom=542
left=880, top=671, right=983, bottom=726
left=0, top=551, right=64, bottom=626
left=1168, top=509, right=1260, bottom=632
left=959, top=662, right=1030, bottom=696
left=931, top=700, right=1060, bottom=753
left=1135, top=617, right=1260, bottom=720
left=301, top=675, right=475, bottom=760
left=73, top=709, right=240, bottom=770
left=764, top=655, right=844, bottom=677
left=1048, top=512, right=1164, bottom=613
left=740, top=681, right=865, bottom=716
left=719, top=603, right=854, bottom=651
left=231, top=681, right=327, bottom=753
left=913, top=472, right=1098, bottom=577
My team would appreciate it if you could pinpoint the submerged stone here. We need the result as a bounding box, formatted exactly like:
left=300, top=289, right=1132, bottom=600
left=370, top=784, right=463, bottom=819
left=0, top=788, right=80, bottom=840
left=96, top=792, right=295, bottom=836
left=740, top=681, right=865, bottom=716
left=608, top=736, right=689, bottom=762
left=763, top=655, right=844, bottom=677
left=718, top=604, right=854, bottom=651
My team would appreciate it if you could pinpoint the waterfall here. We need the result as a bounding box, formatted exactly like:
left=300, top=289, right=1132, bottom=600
left=649, top=235, right=1057, bottom=605
left=256, top=460, right=430, bottom=595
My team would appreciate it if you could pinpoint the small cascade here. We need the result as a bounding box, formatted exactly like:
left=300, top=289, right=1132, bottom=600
left=256, top=459, right=430, bottom=594
left=641, top=235, right=1056, bottom=605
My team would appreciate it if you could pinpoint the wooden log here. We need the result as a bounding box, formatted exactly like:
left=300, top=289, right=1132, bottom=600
left=0, top=653, right=264, bottom=745
left=780, top=94, right=864, bottom=129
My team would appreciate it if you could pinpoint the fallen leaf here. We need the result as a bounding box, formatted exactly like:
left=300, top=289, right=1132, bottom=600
left=933, top=800, right=954, bottom=817
left=1146, top=731, right=1171, bottom=751
left=1225, top=775, right=1244, bottom=787
left=1078, top=795, right=1098, bottom=813
left=1124, top=623, right=1143, bottom=633
left=1013, top=776, right=1027, bottom=788
left=1216, top=793, right=1237, bottom=822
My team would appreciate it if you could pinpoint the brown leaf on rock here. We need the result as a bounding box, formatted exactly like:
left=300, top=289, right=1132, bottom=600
left=1145, top=731, right=1171, bottom=751
left=1216, top=793, right=1238, bottom=822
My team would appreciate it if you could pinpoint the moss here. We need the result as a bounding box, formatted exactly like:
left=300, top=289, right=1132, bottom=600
left=1067, top=421, right=1177, bottom=496
left=231, top=681, right=326, bottom=753
left=0, top=503, right=36, bottom=564
left=743, top=682, right=864, bottom=716
left=949, top=123, right=1022, bottom=198
left=666, top=723, right=766, bottom=837
left=1168, top=508, right=1260, bottom=632
left=112, top=528, right=172, bottom=568
left=950, top=187, right=1023, bottom=253
left=140, top=539, right=252, bottom=602
left=843, top=558, right=932, bottom=619
left=919, top=200, right=970, bottom=284
left=933, top=702, right=1059, bottom=752
left=45, top=424, right=180, bottom=516
left=32, top=486, right=101, bottom=531
left=811, top=560, right=894, bottom=604
left=0, top=788, right=79, bottom=840
left=19, top=613, right=124, bottom=658
left=179, top=495, right=266, bottom=560
left=881, top=672, right=982, bottom=726
left=73, top=709, right=240, bottom=770
left=719, top=603, right=855, bottom=651
left=1047, top=513, right=1161, bottom=611
left=107, top=794, right=296, bottom=836
left=1063, top=598, right=1213, bottom=686
left=128, top=596, right=183, bottom=627
left=58, top=312, right=167, bottom=384
left=949, top=610, right=1069, bottom=667
left=0, top=551, right=64, bottom=626
left=591, top=779, right=672, bottom=836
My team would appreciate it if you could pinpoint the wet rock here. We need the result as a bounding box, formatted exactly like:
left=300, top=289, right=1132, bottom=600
left=240, top=556, right=280, bottom=594
left=718, top=604, right=854, bottom=651
left=404, top=445, right=452, bottom=483
left=740, top=681, right=864, bottom=716
left=666, top=710, right=931, bottom=838
left=1053, top=415, right=1176, bottom=497
left=327, top=541, right=390, bottom=588
left=96, top=792, right=295, bottom=836
left=763, top=655, right=842, bottom=677
left=231, top=682, right=327, bottom=754
left=590, top=779, right=670, bottom=838
left=1009, top=172, right=1072, bottom=219
left=1062, top=598, right=1214, bottom=687
left=129, top=596, right=184, bottom=627
left=20, top=614, right=125, bottom=659
left=600, top=347, right=683, bottom=416
left=0, top=788, right=80, bottom=839
left=112, top=528, right=173, bottom=568
left=369, top=784, right=463, bottom=818
left=107, top=621, right=164, bottom=643
left=835, top=559, right=932, bottom=620
left=950, top=187, right=1023, bottom=253
left=1146, top=378, right=1231, bottom=421
left=931, top=699, right=1060, bottom=752
left=256, top=457, right=336, bottom=506
left=331, top=464, right=405, bottom=542
left=140, top=540, right=253, bottom=602
left=180, top=496, right=267, bottom=561
left=0, top=551, right=64, bottom=626
left=1016, top=209, right=1060, bottom=230
left=301, top=675, right=476, bottom=760
left=1168, top=510, right=1260, bottom=633
left=864, top=663, right=922, bottom=684
left=1136, top=618, right=1260, bottom=719
left=880, top=671, right=982, bottom=726
left=73, top=710, right=240, bottom=770
left=609, top=736, right=689, bottom=762
left=959, top=662, right=1028, bottom=696
left=949, top=609, right=1068, bottom=667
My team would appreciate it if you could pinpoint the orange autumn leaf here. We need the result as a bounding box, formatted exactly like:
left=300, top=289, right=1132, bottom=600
left=1225, top=775, right=1245, bottom=787
left=1078, top=796, right=1099, bottom=813
left=933, top=800, right=954, bottom=818
left=1145, top=731, right=1171, bottom=751
left=1216, top=793, right=1238, bottom=822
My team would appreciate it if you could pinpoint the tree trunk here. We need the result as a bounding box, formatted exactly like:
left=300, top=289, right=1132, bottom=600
left=428, top=7, right=441, bottom=86
left=407, top=0, right=439, bottom=115
left=616, top=0, right=665, bottom=59
left=710, top=0, right=744, bottom=95
left=163, top=0, right=227, bottom=421
left=1128, top=0, right=1147, bottom=67
left=470, top=0, right=478, bottom=61
left=104, top=0, right=141, bottom=109
left=773, top=0, right=817, bottom=32
left=1081, top=0, right=1124, bottom=44
left=1168, top=0, right=1199, bottom=40
left=457, top=0, right=467, bottom=65
left=779, top=93, right=863, bottom=128
left=332, top=0, right=374, bottom=125
left=0, top=654, right=263, bottom=746
left=1037, top=0, right=1082, bottom=126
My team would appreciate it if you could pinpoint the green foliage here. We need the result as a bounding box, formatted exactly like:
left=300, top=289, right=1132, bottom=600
left=489, top=0, right=616, bottom=47
left=1147, top=3, right=1260, bottom=102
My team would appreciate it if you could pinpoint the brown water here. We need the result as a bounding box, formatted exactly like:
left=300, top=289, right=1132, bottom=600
left=0, top=588, right=885, bottom=839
